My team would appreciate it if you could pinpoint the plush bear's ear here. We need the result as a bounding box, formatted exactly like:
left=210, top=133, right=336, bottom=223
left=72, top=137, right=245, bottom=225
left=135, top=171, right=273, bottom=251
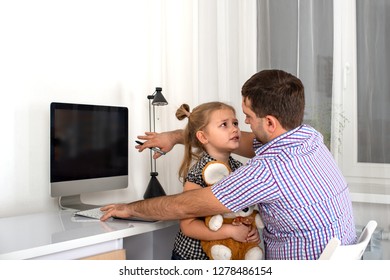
left=202, top=161, right=231, bottom=186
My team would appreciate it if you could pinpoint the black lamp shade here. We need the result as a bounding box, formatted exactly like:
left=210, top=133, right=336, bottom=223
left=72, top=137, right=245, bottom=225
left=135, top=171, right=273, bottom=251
left=152, top=88, right=168, bottom=106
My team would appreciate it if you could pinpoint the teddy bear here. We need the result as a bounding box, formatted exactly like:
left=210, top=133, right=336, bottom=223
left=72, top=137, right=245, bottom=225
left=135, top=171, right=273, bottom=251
left=200, top=161, right=264, bottom=260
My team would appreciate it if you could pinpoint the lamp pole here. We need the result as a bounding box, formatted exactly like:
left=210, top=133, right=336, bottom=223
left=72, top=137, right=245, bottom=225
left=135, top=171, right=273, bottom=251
left=143, top=87, right=168, bottom=199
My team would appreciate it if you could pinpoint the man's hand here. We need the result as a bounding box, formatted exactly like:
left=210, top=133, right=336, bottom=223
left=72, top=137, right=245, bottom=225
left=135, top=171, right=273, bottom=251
left=135, top=130, right=183, bottom=159
left=100, top=203, right=132, bottom=221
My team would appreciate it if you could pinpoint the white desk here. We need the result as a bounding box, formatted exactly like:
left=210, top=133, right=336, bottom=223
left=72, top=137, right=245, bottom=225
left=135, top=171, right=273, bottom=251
left=0, top=210, right=177, bottom=260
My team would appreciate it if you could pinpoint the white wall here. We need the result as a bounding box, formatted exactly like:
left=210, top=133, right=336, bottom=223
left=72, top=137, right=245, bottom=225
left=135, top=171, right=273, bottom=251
left=0, top=1, right=176, bottom=217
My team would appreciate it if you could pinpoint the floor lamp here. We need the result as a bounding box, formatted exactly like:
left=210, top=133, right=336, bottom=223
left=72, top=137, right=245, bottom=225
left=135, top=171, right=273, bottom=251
left=143, top=87, right=168, bottom=199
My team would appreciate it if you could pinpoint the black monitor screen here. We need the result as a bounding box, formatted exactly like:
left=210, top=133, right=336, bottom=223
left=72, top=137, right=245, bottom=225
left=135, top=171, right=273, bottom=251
left=50, top=102, right=128, bottom=183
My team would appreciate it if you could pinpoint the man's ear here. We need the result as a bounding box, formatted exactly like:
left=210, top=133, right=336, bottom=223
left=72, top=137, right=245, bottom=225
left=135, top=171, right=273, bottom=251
left=264, top=115, right=278, bottom=134
left=196, top=130, right=208, bottom=144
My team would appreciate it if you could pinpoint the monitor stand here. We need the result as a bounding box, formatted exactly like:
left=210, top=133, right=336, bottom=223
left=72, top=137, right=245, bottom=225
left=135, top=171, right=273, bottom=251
left=58, top=195, right=100, bottom=211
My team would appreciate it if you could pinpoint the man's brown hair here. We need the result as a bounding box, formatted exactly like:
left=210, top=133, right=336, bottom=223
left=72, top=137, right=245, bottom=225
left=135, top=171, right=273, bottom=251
left=241, top=69, right=305, bottom=130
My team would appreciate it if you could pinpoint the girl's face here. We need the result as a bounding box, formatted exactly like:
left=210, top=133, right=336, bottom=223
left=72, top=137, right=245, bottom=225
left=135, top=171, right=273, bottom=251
left=198, top=108, right=241, bottom=157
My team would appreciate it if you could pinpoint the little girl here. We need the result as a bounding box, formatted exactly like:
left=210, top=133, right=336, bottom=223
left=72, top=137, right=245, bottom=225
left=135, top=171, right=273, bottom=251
left=171, top=102, right=259, bottom=260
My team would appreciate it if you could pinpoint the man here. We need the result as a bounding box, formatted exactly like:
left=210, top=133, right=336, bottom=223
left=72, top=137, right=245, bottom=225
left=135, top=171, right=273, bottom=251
left=101, top=69, right=356, bottom=260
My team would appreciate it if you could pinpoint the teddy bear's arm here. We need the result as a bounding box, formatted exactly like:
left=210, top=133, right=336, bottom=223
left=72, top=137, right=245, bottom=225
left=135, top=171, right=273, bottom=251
left=255, top=213, right=264, bottom=229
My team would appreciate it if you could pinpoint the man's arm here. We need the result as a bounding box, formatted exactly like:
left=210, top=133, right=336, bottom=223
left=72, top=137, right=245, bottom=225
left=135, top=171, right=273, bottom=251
left=100, top=187, right=230, bottom=221
left=136, top=130, right=255, bottom=159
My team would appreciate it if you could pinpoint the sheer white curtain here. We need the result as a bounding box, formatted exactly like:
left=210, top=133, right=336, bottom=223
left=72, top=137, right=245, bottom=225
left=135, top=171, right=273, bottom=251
left=257, top=0, right=333, bottom=147
left=81, top=0, right=256, bottom=202
left=163, top=0, right=257, bottom=112
left=150, top=0, right=257, bottom=195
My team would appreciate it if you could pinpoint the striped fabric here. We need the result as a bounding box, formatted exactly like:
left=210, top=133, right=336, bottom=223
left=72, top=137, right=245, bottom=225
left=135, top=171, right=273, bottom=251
left=212, top=125, right=357, bottom=260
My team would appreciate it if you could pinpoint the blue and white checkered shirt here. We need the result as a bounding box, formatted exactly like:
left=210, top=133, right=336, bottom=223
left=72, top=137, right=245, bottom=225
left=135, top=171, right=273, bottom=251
left=212, top=124, right=356, bottom=260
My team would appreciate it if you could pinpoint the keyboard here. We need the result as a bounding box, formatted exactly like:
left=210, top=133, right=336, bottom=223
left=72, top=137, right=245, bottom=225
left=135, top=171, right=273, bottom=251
left=75, top=207, right=105, bottom=220
left=74, top=207, right=157, bottom=222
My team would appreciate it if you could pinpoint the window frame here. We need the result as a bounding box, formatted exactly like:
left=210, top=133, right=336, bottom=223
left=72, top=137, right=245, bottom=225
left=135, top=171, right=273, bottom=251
left=332, top=0, right=390, bottom=202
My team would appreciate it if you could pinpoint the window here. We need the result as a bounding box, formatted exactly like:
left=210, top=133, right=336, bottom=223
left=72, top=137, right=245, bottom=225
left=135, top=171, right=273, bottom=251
left=258, top=0, right=390, bottom=201
left=333, top=0, right=390, bottom=201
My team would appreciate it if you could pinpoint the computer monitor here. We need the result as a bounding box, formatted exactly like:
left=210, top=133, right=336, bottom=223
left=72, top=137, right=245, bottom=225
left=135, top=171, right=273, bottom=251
left=50, top=102, right=129, bottom=210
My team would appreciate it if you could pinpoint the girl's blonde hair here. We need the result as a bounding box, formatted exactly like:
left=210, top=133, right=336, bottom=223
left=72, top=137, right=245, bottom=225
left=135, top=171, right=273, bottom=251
left=175, top=102, right=236, bottom=182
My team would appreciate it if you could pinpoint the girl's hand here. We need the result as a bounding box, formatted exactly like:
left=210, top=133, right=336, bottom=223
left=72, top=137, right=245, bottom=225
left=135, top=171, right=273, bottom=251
left=225, top=224, right=251, bottom=243
left=246, top=225, right=261, bottom=243
left=226, top=224, right=261, bottom=243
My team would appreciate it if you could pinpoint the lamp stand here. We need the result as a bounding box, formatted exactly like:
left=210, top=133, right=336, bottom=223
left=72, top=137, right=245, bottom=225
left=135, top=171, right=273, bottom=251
left=143, top=88, right=167, bottom=199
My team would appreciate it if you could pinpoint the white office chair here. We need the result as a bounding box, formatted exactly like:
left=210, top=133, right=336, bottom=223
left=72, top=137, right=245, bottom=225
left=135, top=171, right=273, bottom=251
left=318, top=220, right=378, bottom=260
